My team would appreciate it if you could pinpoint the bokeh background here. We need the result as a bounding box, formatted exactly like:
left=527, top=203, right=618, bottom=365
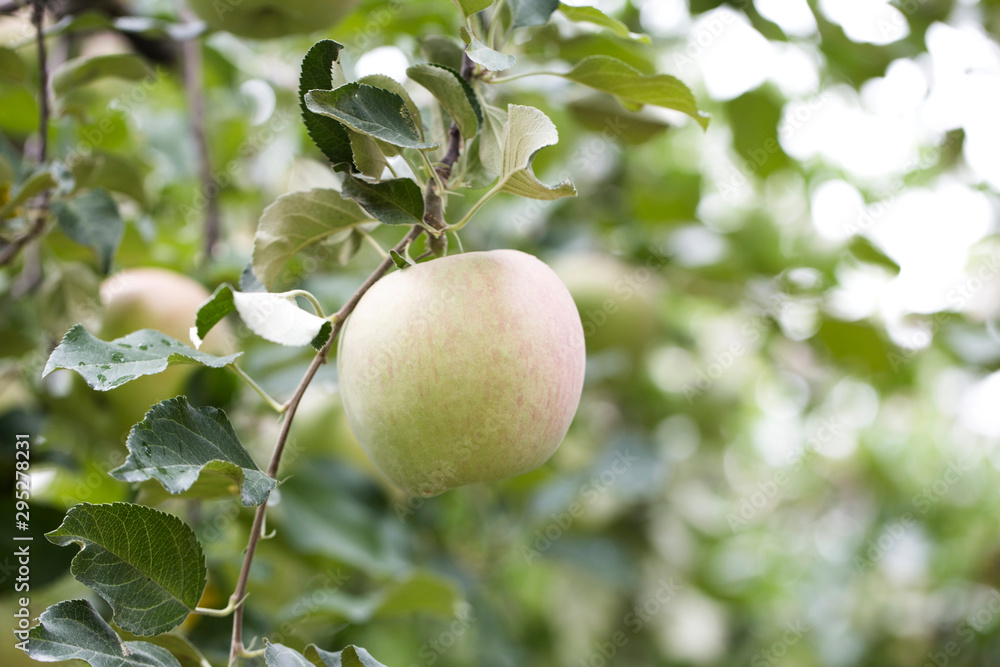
left=3, top=0, right=1000, bottom=665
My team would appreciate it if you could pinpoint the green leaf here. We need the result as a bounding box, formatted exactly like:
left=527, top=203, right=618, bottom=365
left=265, top=643, right=313, bottom=667
left=25, top=599, right=181, bottom=667
left=557, top=3, right=649, bottom=42
left=252, top=188, right=372, bottom=289
left=339, top=228, right=365, bottom=265
left=192, top=283, right=236, bottom=349
left=816, top=318, right=895, bottom=377
left=273, top=459, right=408, bottom=576
left=299, top=40, right=354, bottom=171
left=0, top=166, right=56, bottom=219
left=305, top=84, right=438, bottom=151
left=43, top=324, right=242, bottom=391
left=240, top=262, right=267, bottom=293
left=0, top=154, right=13, bottom=185
left=0, top=46, right=26, bottom=82
left=495, top=104, right=576, bottom=200
left=451, top=0, right=494, bottom=20
left=51, top=53, right=150, bottom=100
left=357, top=73, right=424, bottom=140
left=390, top=249, right=413, bottom=269
left=419, top=35, right=465, bottom=72
left=848, top=236, right=900, bottom=274
left=568, top=94, right=673, bottom=145
left=116, top=632, right=211, bottom=667
left=347, top=129, right=389, bottom=178
left=52, top=188, right=123, bottom=274
left=465, top=36, right=516, bottom=72
left=478, top=103, right=508, bottom=176
left=46, top=502, right=207, bottom=635
left=282, top=570, right=463, bottom=626
left=71, top=152, right=149, bottom=207
left=509, top=0, right=559, bottom=28
left=305, top=645, right=390, bottom=667
left=110, top=396, right=275, bottom=507
left=561, top=55, right=709, bottom=129
left=38, top=261, right=102, bottom=339
left=406, top=63, right=482, bottom=139
left=341, top=176, right=424, bottom=226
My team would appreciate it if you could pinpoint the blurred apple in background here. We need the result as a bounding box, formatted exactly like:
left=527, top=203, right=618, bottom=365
left=185, top=0, right=361, bottom=39
left=99, top=267, right=235, bottom=430
left=551, top=252, right=660, bottom=357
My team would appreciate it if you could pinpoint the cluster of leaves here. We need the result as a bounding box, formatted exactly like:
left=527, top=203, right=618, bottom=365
left=5, top=1, right=709, bottom=666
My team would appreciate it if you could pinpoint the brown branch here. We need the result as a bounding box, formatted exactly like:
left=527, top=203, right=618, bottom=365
left=1, top=0, right=51, bottom=269
left=33, top=0, right=49, bottom=164
left=178, top=5, right=219, bottom=260
left=0, top=214, right=46, bottom=265
left=227, top=225, right=423, bottom=667
left=423, top=51, right=474, bottom=255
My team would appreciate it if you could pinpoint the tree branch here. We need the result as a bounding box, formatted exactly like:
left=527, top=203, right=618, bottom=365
left=178, top=4, right=220, bottom=260
left=422, top=51, right=474, bottom=254
left=0, top=0, right=51, bottom=270
left=33, top=0, right=49, bottom=164
left=227, top=225, right=423, bottom=667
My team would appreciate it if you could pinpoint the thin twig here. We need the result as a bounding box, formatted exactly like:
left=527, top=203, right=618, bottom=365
left=178, top=4, right=219, bottom=259
left=1, top=0, right=51, bottom=269
left=227, top=225, right=423, bottom=667
left=33, top=0, right=48, bottom=164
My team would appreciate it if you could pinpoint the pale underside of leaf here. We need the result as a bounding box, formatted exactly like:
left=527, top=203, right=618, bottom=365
left=232, top=290, right=331, bottom=347
left=465, top=36, right=516, bottom=72
left=496, top=104, right=576, bottom=200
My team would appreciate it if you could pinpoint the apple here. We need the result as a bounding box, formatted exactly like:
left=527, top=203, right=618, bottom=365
left=337, top=249, right=586, bottom=497
left=551, top=252, right=659, bottom=356
left=185, top=0, right=361, bottom=40
left=99, top=268, right=235, bottom=429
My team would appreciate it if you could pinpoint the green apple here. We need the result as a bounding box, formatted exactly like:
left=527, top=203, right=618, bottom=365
left=551, top=252, right=659, bottom=355
left=99, top=268, right=234, bottom=429
left=186, top=0, right=361, bottom=40
left=337, top=249, right=586, bottom=497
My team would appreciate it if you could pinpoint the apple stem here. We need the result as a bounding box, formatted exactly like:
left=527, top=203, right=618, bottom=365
left=227, top=224, right=424, bottom=667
